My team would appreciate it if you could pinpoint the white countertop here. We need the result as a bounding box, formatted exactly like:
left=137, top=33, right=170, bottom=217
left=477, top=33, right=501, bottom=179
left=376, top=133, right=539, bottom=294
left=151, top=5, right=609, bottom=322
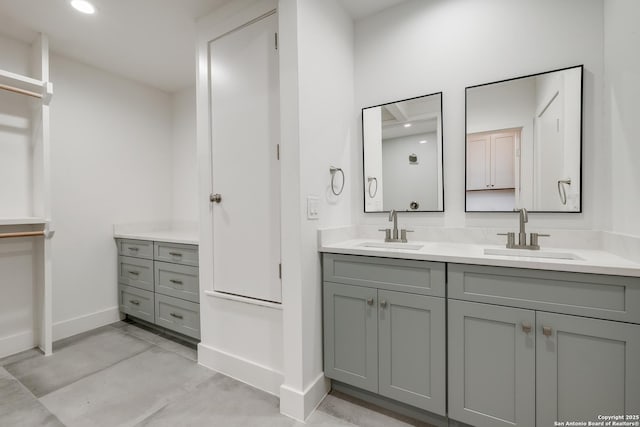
left=319, top=238, right=640, bottom=278
left=113, top=222, right=198, bottom=245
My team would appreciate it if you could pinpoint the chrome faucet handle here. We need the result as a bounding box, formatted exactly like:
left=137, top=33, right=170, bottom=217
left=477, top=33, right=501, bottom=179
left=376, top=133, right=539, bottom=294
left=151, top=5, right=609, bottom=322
left=400, top=229, right=414, bottom=243
left=497, top=232, right=516, bottom=248
left=529, top=232, right=550, bottom=249
left=378, top=228, right=391, bottom=242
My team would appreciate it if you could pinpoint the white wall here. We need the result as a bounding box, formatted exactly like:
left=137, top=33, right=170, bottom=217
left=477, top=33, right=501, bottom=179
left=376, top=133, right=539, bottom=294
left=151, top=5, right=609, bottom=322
left=382, top=132, right=438, bottom=210
left=50, top=54, right=173, bottom=335
left=279, top=0, right=355, bottom=420
left=171, top=86, right=198, bottom=222
left=604, top=0, right=640, bottom=237
left=354, top=0, right=605, bottom=230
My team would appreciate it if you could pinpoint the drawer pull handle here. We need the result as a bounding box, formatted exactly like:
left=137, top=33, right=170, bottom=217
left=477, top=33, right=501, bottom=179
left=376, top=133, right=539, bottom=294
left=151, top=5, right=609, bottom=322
left=366, top=298, right=374, bottom=305
left=128, top=247, right=139, bottom=251
left=170, top=279, right=183, bottom=285
left=129, top=300, right=140, bottom=305
left=169, top=252, right=183, bottom=257
left=170, top=312, right=184, bottom=319
left=380, top=300, right=387, bottom=308
left=542, top=326, right=553, bottom=337
left=521, top=322, right=532, bottom=334
left=128, top=271, right=140, bottom=276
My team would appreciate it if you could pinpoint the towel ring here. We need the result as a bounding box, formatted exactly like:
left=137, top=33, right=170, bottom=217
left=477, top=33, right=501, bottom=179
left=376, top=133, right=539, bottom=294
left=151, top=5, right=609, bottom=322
left=367, top=176, right=378, bottom=198
left=330, top=166, right=345, bottom=196
left=557, top=179, right=571, bottom=205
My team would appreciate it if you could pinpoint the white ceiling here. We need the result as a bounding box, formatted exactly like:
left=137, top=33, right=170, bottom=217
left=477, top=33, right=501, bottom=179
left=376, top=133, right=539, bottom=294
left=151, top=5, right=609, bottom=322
left=339, top=0, right=409, bottom=20
left=0, top=0, right=228, bottom=92
left=0, top=0, right=408, bottom=93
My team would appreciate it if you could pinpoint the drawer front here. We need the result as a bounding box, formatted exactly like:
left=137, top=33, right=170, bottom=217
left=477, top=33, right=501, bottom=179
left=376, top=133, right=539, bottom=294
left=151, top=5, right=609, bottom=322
left=448, top=264, right=640, bottom=324
left=155, top=261, right=199, bottom=303
left=154, top=242, right=198, bottom=266
left=117, top=239, right=153, bottom=259
left=155, top=294, right=200, bottom=339
left=323, top=253, right=445, bottom=297
left=118, top=285, right=154, bottom=323
left=118, top=256, right=154, bottom=291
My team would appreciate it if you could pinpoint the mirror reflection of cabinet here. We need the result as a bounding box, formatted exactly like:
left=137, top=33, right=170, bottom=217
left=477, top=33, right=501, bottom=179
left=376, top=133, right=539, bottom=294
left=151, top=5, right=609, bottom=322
left=467, top=130, right=517, bottom=191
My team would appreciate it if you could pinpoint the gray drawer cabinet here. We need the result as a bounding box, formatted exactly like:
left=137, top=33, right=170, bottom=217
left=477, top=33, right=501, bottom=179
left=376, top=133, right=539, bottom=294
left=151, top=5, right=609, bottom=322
left=323, top=254, right=446, bottom=416
left=116, top=238, right=200, bottom=340
left=448, top=264, right=640, bottom=427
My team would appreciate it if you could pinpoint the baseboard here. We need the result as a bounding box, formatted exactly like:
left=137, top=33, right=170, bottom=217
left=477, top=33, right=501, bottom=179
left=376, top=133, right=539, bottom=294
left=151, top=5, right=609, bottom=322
left=280, top=373, right=330, bottom=422
left=53, top=306, right=121, bottom=341
left=0, top=330, right=36, bottom=359
left=197, top=342, right=283, bottom=396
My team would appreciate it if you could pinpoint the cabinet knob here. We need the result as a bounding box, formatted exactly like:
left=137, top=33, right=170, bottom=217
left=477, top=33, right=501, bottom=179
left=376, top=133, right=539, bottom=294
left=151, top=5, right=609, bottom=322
left=380, top=300, right=387, bottom=308
left=366, top=298, right=374, bottom=306
left=542, top=325, right=553, bottom=336
left=210, top=193, right=222, bottom=203
left=129, top=300, right=140, bottom=306
left=521, top=322, right=532, bottom=334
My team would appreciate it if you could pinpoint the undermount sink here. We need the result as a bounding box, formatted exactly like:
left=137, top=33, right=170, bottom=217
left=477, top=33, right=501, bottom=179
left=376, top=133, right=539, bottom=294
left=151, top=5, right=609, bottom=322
left=484, top=248, right=582, bottom=260
left=359, top=242, right=424, bottom=250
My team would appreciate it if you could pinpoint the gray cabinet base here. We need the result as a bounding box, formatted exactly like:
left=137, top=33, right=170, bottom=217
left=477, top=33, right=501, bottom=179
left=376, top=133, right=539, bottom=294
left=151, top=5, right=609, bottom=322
left=331, top=381, right=449, bottom=427
left=123, top=315, right=200, bottom=346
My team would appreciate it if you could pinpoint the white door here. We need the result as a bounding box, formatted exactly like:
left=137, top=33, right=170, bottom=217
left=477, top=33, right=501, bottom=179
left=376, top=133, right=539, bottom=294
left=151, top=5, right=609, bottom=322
left=491, top=132, right=515, bottom=189
left=466, top=133, right=490, bottom=190
left=209, top=12, right=281, bottom=303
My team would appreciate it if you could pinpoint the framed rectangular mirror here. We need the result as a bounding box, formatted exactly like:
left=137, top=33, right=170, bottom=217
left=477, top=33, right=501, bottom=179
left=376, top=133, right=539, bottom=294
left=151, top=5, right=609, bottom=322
left=362, top=92, right=444, bottom=212
left=465, top=65, right=583, bottom=212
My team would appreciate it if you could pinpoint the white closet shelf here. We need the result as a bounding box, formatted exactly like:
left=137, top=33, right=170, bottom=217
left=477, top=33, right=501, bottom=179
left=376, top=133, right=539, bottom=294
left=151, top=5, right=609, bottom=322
left=0, top=69, right=52, bottom=103
left=0, top=217, right=48, bottom=226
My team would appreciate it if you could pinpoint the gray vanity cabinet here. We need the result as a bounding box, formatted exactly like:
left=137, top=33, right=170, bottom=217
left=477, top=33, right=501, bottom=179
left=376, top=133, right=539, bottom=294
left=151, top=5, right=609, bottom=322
left=536, top=312, right=640, bottom=426
left=323, top=254, right=446, bottom=416
left=323, top=281, right=378, bottom=393
left=448, top=300, right=535, bottom=427
left=448, top=264, right=640, bottom=427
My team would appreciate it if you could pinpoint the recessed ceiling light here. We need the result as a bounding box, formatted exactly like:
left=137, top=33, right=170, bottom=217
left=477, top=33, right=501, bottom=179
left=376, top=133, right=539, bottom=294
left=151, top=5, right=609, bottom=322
left=404, top=123, right=412, bottom=128
left=70, top=0, right=96, bottom=14
left=419, top=140, right=427, bottom=144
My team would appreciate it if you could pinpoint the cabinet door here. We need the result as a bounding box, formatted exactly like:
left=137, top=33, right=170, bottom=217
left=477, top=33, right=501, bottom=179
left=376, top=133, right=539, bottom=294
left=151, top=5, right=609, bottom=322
left=467, top=133, right=490, bottom=190
left=449, top=300, right=535, bottom=427
left=378, top=290, right=446, bottom=415
left=323, top=282, right=378, bottom=393
left=491, top=132, right=515, bottom=189
left=536, top=312, right=640, bottom=426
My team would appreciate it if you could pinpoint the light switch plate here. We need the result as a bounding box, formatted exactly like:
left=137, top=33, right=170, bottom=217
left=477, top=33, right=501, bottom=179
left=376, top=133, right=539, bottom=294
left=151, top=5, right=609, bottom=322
left=307, top=195, right=320, bottom=220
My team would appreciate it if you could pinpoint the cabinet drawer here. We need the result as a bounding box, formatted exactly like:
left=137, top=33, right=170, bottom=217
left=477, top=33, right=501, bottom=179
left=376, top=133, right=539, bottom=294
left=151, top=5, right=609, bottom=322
left=117, top=239, right=153, bottom=259
left=118, top=285, right=154, bottom=323
left=155, top=294, right=200, bottom=340
left=118, top=256, right=154, bottom=291
left=448, top=264, right=640, bottom=324
left=155, top=261, right=199, bottom=303
left=323, top=253, right=445, bottom=297
left=154, top=242, right=198, bottom=266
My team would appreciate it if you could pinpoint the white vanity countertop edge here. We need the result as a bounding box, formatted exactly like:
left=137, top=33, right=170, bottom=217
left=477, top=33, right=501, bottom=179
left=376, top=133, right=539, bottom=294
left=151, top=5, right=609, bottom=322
left=114, top=230, right=199, bottom=245
left=319, top=239, right=640, bottom=278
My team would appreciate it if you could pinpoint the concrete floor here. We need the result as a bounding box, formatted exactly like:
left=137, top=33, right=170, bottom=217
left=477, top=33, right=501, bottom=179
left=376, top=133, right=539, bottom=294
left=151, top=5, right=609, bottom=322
left=0, top=321, right=430, bottom=427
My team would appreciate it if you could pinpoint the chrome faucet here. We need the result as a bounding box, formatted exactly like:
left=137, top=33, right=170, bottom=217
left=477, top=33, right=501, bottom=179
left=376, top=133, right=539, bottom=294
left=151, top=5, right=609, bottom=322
left=518, top=208, right=528, bottom=246
left=389, top=209, right=399, bottom=241
left=378, top=209, right=413, bottom=243
left=497, top=207, right=550, bottom=250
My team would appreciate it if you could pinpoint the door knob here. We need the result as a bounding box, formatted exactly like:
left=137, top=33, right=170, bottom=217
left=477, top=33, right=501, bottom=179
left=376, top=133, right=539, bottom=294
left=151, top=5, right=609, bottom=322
left=210, top=193, right=222, bottom=203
